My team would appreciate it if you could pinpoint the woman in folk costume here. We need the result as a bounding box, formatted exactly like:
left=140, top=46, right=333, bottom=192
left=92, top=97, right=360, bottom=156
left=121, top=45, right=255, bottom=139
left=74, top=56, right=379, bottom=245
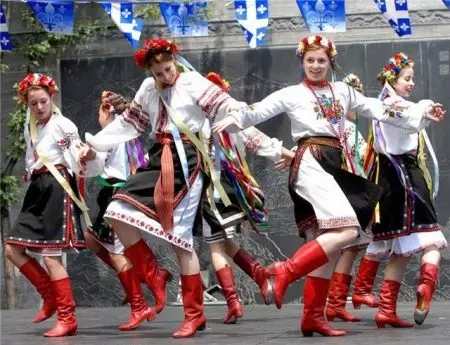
left=213, top=35, right=444, bottom=337
left=362, top=53, right=447, bottom=327
left=85, top=38, right=254, bottom=338
left=5, top=73, right=103, bottom=337
left=83, top=91, right=155, bottom=330
left=201, top=72, right=295, bottom=324
left=325, top=74, right=382, bottom=322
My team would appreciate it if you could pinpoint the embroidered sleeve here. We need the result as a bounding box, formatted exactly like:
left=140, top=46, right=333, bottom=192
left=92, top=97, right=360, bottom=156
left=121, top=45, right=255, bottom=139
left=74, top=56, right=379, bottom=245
left=238, top=126, right=282, bottom=161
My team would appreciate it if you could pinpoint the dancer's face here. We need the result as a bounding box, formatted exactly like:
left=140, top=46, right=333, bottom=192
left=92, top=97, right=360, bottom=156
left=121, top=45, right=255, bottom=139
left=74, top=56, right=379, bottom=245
left=393, top=66, right=415, bottom=99
left=303, top=49, right=330, bottom=82
left=27, top=88, right=52, bottom=123
left=151, top=59, right=178, bottom=87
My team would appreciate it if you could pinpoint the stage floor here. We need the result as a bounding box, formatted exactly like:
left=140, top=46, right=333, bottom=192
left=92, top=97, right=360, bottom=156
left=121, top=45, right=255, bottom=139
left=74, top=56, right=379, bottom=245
left=2, top=302, right=449, bottom=344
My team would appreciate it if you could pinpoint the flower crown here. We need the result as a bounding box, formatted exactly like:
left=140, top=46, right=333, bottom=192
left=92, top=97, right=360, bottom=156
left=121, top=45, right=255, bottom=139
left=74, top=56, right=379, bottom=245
left=342, top=73, right=364, bottom=93
left=377, top=52, right=414, bottom=85
left=133, top=38, right=180, bottom=69
left=17, top=73, right=58, bottom=104
left=101, top=91, right=116, bottom=114
left=206, top=72, right=230, bottom=92
left=296, top=35, right=337, bottom=61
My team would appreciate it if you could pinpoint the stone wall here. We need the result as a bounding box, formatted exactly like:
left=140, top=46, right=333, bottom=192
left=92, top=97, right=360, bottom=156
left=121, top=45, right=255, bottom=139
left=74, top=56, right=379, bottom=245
left=1, top=0, right=450, bottom=309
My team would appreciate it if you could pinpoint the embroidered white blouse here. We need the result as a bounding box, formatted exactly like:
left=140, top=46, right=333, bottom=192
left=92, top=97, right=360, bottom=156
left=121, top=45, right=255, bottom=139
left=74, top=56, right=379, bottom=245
left=227, top=82, right=431, bottom=142
left=374, top=99, right=434, bottom=155
left=86, top=71, right=242, bottom=151
left=97, top=144, right=129, bottom=181
left=25, top=114, right=104, bottom=178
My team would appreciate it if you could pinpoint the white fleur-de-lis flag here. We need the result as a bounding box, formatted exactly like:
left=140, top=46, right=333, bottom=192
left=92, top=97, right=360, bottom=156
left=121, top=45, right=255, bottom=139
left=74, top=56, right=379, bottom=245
left=373, top=0, right=412, bottom=37
left=102, top=2, right=144, bottom=49
left=0, top=4, right=12, bottom=52
left=234, top=0, right=269, bottom=48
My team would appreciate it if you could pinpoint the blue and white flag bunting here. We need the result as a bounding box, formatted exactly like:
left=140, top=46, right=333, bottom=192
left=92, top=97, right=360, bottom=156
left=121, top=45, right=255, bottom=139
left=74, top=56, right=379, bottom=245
left=234, top=0, right=269, bottom=48
left=160, top=2, right=208, bottom=38
left=0, top=4, right=12, bottom=52
left=102, top=2, right=144, bottom=49
left=443, top=0, right=450, bottom=9
left=373, top=0, right=412, bottom=37
left=27, top=0, right=74, bottom=35
left=296, top=0, right=346, bottom=33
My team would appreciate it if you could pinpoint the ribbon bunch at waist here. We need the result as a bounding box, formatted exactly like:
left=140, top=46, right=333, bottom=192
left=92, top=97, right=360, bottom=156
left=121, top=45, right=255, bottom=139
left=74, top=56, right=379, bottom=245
left=217, top=131, right=268, bottom=230
left=125, top=138, right=146, bottom=174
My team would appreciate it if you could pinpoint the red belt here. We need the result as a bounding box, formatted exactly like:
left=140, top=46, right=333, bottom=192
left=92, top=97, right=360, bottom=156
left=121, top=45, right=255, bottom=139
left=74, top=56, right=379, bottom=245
left=32, top=164, right=66, bottom=175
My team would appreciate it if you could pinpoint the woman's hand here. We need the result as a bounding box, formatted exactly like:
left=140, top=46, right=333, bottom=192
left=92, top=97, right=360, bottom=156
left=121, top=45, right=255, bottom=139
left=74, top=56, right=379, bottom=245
left=426, top=103, right=446, bottom=122
left=275, top=147, right=295, bottom=170
left=212, top=116, right=237, bottom=133
left=77, top=143, right=96, bottom=172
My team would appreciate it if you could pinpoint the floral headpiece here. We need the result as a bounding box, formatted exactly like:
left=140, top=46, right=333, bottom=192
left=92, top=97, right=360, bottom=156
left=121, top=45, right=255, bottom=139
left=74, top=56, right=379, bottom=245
left=206, top=72, right=230, bottom=92
left=133, top=38, right=180, bottom=69
left=17, top=73, right=58, bottom=104
left=296, top=35, right=337, bottom=61
left=101, top=91, right=116, bottom=114
left=343, top=73, right=364, bottom=93
left=377, top=52, right=414, bottom=85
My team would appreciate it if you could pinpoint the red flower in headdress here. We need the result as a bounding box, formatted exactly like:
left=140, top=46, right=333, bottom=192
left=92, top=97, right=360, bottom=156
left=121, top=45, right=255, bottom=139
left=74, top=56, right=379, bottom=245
left=206, top=72, right=230, bottom=92
left=17, top=73, right=59, bottom=104
left=133, top=38, right=180, bottom=70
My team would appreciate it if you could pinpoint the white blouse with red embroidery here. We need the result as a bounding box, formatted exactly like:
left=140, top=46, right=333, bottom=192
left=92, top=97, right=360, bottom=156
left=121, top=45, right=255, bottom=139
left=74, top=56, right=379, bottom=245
left=24, top=114, right=104, bottom=177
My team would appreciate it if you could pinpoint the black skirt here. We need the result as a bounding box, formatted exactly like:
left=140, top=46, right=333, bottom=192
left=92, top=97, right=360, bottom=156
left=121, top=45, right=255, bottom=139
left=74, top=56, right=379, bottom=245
left=7, top=168, right=85, bottom=249
left=370, top=153, right=439, bottom=240
left=289, top=137, right=383, bottom=237
left=111, top=140, right=202, bottom=226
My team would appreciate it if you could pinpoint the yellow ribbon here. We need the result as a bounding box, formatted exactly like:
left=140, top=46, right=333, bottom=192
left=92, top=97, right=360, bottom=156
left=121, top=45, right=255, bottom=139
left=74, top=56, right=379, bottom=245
left=158, top=93, right=231, bottom=206
left=30, top=111, right=92, bottom=227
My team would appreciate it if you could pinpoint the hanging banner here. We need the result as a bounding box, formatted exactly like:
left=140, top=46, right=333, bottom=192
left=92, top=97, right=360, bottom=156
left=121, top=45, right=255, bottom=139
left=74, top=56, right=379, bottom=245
left=373, top=0, right=411, bottom=37
left=296, top=0, right=346, bottom=33
left=234, top=0, right=269, bottom=48
left=102, top=2, right=144, bottom=49
left=27, top=0, right=74, bottom=35
left=0, top=4, right=12, bottom=51
left=159, top=2, right=208, bottom=37
left=443, top=0, right=450, bottom=9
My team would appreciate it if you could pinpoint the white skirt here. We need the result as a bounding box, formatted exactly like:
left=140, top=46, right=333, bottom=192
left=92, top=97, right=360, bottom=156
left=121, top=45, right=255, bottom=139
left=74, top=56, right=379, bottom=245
left=366, top=230, right=448, bottom=257
left=104, top=173, right=204, bottom=252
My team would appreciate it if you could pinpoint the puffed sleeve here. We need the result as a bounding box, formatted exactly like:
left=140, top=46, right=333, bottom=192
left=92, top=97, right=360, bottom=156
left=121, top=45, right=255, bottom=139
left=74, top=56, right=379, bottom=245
left=237, top=126, right=282, bottom=162
left=85, top=78, right=153, bottom=151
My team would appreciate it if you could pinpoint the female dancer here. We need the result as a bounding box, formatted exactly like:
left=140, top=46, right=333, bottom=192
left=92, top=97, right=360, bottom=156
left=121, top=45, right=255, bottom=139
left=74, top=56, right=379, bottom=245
left=84, top=91, right=155, bottom=330
left=85, top=38, right=255, bottom=338
left=201, top=72, right=294, bottom=324
left=363, top=52, right=447, bottom=327
left=325, top=74, right=381, bottom=322
left=5, top=73, right=103, bottom=337
left=213, top=35, right=444, bottom=337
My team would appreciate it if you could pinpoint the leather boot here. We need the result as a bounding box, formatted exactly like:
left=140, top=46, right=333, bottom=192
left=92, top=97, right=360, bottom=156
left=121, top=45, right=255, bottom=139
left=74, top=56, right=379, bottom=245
left=301, top=276, right=346, bottom=337
left=414, top=263, right=439, bottom=325
left=43, top=278, right=78, bottom=337
left=325, top=272, right=360, bottom=322
left=233, top=247, right=272, bottom=305
left=352, top=256, right=380, bottom=309
left=124, top=240, right=172, bottom=314
left=117, top=268, right=156, bottom=330
left=216, top=266, right=244, bottom=324
left=19, top=258, right=57, bottom=323
left=172, top=273, right=206, bottom=338
left=266, top=240, right=329, bottom=309
left=374, top=280, right=414, bottom=328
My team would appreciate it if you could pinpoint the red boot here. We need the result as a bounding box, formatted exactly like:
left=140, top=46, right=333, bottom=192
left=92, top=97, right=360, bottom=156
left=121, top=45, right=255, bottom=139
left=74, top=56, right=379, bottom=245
left=300, top=276, right=346, bottom=337
left=414, top=263, right=439, bottom=325
left=233, top=247, right=273, bottom=305
left=216, top=266, right=244, bottom=324
left=326, top=273, right=360, bottom=322
left=117, top=268, right=157, bottom=330
left=124, top=240, right=172, bottom=314
left=172, top=273, right=206, bottom=338
left=266, top=240, right=329, bottom=309
left=374, top=280, right=414, bottom=328
left=95, top=247, right=129, bottom=305
left=43, top=278, right=78, bottom=337
left=352, top=256, right=380, bottom=309
left=19, top=258, right=57, bottom=323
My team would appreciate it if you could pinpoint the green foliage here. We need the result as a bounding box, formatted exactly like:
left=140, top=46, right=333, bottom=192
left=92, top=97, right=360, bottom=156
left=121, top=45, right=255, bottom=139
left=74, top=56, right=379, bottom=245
left=0, top=175, right=20, bottom=217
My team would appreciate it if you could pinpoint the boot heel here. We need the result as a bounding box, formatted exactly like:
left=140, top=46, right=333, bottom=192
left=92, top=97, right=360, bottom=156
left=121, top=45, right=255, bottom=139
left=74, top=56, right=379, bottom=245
left=302, top=330, right=313, bottom=337
left=197, top=322, right=206, bottom=331
left=352, top=301, right=361, bottom=309
left=375, top=320, right=385, bottom=328
left=326, top=314, right=335, bottom=321
left=68, top=329, right=77, bottom=336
